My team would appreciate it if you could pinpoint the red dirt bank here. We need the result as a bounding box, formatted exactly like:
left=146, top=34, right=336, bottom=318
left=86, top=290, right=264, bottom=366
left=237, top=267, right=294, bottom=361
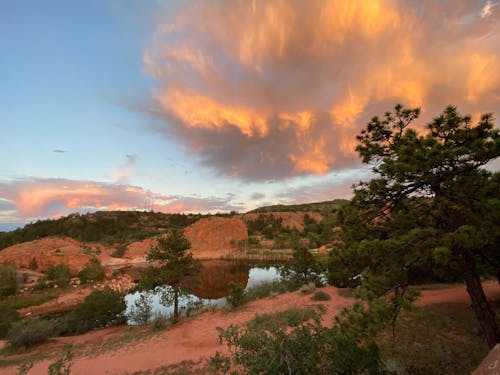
left=1, top=282, right=498, bottom=375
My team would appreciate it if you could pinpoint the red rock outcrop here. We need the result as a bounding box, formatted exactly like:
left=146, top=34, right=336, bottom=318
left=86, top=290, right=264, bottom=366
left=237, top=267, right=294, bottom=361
left=0, top=237, right=93, bottom=274
left=242, top=211, right=322, bottom=231
left=184, top=217, right=248, bottom=259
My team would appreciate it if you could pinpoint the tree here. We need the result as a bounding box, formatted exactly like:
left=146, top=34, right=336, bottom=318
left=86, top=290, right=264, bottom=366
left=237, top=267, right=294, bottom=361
left=0, top=264, right=17, bottom=296
left=330, top=105, right=500, bottom=347
left=280, top=247, right=323, bottom=287
left=128, top=292, right=154, bottom=325
left=138, top=230, right=200, bottom=320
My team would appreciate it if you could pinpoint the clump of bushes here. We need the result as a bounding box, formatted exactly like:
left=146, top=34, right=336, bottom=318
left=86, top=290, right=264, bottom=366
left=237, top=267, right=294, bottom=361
left=298, top=282, right=316, bottom=295
left=78, top=258, right=105, bottom=284
left=46, top=264, right=71, bottom=287
left=0, top=301, right=19, bottom=338
left=311, top=290, right=331, bottom=301
left=66, top=287, right=126, bottom=333
left=226, top=281, right=246, bottom=309
left=0, top=264, right=17, bottom=296
left=111, top=244, right=127, bottom=258
left=7, top=317, right=61, bottom=348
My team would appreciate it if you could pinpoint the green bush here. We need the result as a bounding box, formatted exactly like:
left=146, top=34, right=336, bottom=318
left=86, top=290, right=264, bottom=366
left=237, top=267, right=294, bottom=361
left=66, top=287, right=126, bottom=333
left=0, top=301, right=19, bottom=338
left=46, top=264, right=71, bottom=287
left=7, top=317, right=61, bottom=348
left=29, top=258, right=38, bottom=270
left=226, top=281, right=246, bottom=309
left=127, top=292, right=153, bottom=325
left=311, top=290, right=331, bottom=301
left=111, top=244, right=126, bottom=258
left=245, top=279, right=296, bottom=301
left=0, top=264, right=17, bottom=296
left=214, top=306, right=386, bottom=374
left=78, top=258, right=105, bottom=284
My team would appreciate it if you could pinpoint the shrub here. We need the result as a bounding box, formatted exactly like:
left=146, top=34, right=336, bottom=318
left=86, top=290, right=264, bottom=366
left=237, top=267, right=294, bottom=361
left=151, top=315, right=168, bottom=331
left=66, top=287, right=126, bottom=333
left=128, top=292, right=153, bottom=325
left=245, top=279, right=296, bottom=301
left=78, top=258, right=105, bottom=284
left=214, top=306, right=386, bottom=374
left=0, top=264, right=17, bottom=296
left=226, top=281, right=246, bottom=309
left=7, top=317, right=61, bottom=348
left=0, top=301, right=19, bottom=338
left=29, top=258, right=38, bottom=270
left=298, top=282, right=316, bottom=295
left=311, top=290, right=331, bottom=301
left=46, top=264, right=71, bottom=287
left=111, top=244, right=126, bottom=258
left=48, top=344, right=73, bottom=375
left=33, top=277, right=49, bottom=291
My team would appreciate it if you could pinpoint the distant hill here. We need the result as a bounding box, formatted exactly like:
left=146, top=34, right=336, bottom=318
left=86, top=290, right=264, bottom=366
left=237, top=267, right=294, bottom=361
left=0, top=211, right=205, bottom=250
left=248, top=199, right=349, bottom=215
left=0, top=199, right=350, bottom=251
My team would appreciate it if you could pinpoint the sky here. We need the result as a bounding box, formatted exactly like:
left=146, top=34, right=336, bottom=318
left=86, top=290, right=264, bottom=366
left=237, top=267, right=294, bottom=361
left=1, top=0, right=499, bottom=231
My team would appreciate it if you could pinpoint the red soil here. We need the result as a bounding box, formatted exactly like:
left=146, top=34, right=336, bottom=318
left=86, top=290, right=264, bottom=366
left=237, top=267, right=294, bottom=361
left=1, top=281, right=498, bottom=375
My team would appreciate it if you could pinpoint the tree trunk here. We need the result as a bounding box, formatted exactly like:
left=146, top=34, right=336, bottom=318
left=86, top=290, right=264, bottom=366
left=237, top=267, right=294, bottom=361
left=458, top=251, right=500, bottom=348
left=173, top=288, right=179, bottom=320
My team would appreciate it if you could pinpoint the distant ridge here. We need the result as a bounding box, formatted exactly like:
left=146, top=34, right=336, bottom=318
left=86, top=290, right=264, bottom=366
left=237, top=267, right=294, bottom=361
left=248, top=199, right=349, bottom=215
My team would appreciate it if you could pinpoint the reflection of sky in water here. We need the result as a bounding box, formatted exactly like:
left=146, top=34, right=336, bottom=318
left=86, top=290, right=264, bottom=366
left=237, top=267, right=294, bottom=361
left=126, top=266, right=281, bottom=323
left=246, top=267, right=281, bottom=289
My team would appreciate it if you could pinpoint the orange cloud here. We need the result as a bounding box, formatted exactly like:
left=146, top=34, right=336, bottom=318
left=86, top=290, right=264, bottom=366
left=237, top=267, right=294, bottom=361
left=146, top=0, right=500, bottom=180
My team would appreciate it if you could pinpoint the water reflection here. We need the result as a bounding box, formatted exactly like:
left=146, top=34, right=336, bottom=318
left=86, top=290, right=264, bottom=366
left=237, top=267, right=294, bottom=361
left=125, top=260, right=282, bottom=321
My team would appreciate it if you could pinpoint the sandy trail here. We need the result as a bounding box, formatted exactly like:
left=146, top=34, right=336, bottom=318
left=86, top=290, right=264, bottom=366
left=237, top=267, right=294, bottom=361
left=1, top=281, right=499, bottom=375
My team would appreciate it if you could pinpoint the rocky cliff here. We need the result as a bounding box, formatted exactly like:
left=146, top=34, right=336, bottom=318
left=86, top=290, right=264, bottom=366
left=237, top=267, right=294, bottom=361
left=184, top=216, right=248, bottom=259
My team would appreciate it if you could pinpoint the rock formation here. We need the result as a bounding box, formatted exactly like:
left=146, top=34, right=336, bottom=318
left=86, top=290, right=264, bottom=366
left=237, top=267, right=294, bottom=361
left=184, top=216, right=248, bottom=259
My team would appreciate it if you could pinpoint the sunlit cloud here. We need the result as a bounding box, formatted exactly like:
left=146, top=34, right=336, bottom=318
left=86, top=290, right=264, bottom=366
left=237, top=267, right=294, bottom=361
left=145, top=0, right=500, bottom=181
left=481, top=1, right=499, bottom=18
left=0, top=178, right=243, bottom=225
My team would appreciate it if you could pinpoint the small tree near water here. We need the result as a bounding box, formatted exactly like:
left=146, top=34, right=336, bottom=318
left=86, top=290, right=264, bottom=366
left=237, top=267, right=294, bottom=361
left=138, top=230, right=200, bottom=320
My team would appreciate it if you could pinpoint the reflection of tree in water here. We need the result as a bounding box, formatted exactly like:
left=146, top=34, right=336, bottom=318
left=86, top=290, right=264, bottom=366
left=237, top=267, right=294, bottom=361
left=185, top=261, right=250, bottom=299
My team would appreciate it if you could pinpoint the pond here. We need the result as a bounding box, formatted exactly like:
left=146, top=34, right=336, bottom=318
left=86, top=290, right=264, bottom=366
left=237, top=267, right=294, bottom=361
left=125, top=260, right=283, bottom=322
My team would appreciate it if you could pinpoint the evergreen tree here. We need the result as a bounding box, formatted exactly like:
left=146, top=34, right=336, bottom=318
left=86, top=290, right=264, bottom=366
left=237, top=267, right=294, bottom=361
left=329, top=105, right=500, bottom=347
left=139, top=230, right=200, bottom=320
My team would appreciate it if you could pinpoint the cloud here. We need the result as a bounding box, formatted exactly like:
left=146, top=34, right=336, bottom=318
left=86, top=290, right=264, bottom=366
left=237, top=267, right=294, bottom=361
left=0, top=178, right=243, bottom=223
left=276, top=169, right=372, bottom=204
left=250, top=192, right=265, bottom=200
left=110, top=154, right=138, bottom=182
left=145, top=0, right=500, bottom=181
left=53, top=149, right=66, bottom=154
left=481, top=1, right=499, bottom=18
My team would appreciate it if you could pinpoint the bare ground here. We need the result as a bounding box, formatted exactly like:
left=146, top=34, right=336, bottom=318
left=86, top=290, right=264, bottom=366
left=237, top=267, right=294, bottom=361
left=1, top=281, right=499, bottom=375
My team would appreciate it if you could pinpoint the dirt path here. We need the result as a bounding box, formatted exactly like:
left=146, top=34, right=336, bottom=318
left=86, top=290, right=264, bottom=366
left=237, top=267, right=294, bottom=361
left=1, top=281, right=499, bottom=375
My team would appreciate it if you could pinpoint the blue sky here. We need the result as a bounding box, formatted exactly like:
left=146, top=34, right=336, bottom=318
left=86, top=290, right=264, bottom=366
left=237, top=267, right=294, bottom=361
left=1, top=0, right=499, bottom=230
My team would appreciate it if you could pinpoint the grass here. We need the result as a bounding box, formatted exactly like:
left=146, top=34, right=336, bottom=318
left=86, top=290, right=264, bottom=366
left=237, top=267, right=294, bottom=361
left=244, top=279, right=297, bottom=302
left=379, top=303, right=491, bottom=374
left=75, top=325, right=156, bottom=358
left=125, top=359, right=217, bottom=375
left=5, top=291, right=59, bottom=310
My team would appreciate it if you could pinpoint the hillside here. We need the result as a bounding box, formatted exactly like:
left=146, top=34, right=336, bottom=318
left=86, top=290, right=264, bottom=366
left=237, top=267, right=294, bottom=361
left=248, top=199, right=348, bottom=215
left=0, top=211, right=205, bottom=250
left=0, top=200, right=348, bottom=252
